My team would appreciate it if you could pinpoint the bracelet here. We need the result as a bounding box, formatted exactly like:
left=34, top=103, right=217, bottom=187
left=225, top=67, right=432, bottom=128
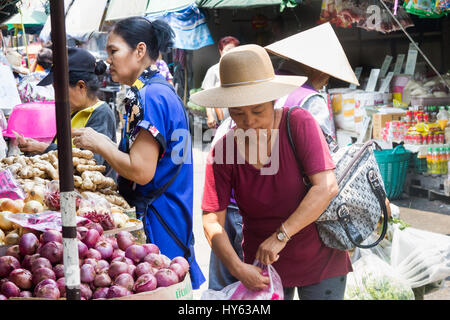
left=281, top=223, right=291, bottom=241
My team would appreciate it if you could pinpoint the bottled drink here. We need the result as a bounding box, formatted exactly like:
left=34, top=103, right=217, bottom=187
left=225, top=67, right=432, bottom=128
left=426, top=147, right=433, bottom=173
left=432, top=148, right=440, bottom=174
left=440, top=148, right=447, bottom=175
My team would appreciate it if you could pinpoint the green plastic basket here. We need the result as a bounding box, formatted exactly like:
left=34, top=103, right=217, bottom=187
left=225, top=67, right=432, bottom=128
left=410, top=152, right=427, bottom=174
left=374, top=145, right=411, bottom=200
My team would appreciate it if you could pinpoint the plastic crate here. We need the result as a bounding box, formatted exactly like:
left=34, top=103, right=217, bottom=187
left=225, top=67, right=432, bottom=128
left=374, top=145, right=411, bottom=199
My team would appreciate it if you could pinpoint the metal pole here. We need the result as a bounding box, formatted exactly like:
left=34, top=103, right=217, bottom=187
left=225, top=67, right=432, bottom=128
left=49, top=0, right=80, bottom=300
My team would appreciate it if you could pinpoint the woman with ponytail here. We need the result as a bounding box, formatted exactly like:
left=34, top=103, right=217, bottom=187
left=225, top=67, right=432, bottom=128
left=72, top=17, right=205, bottom=290
left=18, top=47, right=117, bottom=178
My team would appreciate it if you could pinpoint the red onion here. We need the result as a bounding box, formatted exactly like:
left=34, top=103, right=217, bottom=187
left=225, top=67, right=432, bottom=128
left=85, top=222, right=104, bottom=236
left=114, top=273, right=134, bottom=291
left=35, top=283, right=60, bottom=299
left=0, top=281, right=20, bottom=298
left=135, top=262, right=153, bottom=278
left=0, top=294, right=7, bottom=300
left=116, top=231, right=135, bottom=251
left=134, top=273, right=157, bottom=293
left=80, top=283, right=92, bottom=300
left=31, top=257, right=52, bottom=273
left=142, top=243, right=160, bottom=255
left=125, top=245, right=146, bottom=264
left=106, top=285, right=132, bottom=298
left=39, top=241, right=63, bottom=264
left=169, top=263, right=186, bottom=281
left=85, top=248, right=102, bottom=260
left=95, top=260, right=109, bottom=274
left=105, top=237, right=118, bottom=250
left=41, top=229, right=62, bottom=244
left=32, top=267, right=56, bottom=285
left=171, top=256, right=190, bottom=274
left=77, top=240, right=88, bottom=259
left=108, top=261, right=129, bottom=279
left=160, top=255, right=171, bottom=268
left=93, top=287, right=109, bottom=299
left=0, top=256, right=21, bottom=277
left=19, top=233, right=40, bottom=256
left=83, top=229, right=100, bottom=248
left=93, top=272, right=112, bottom=287
left=83, top=258, right=98, bottom=267
left=35, top=279, right=58, bottom=292
left=80, top=264, right=96, bottom=283
left=95, top=240, right=113, bottom=260
left=111, top=249, right=125, bottom=260
left=8, top=268, right=32, bottom=290
left=19, top=291, right=32, bottom=298
left=128, top=264, right=136, bottom=279
left=144, top=253, right=165, bottom=270
left=155, top=268, right=179, bottom=287
left=5, top=245, right=21, bottom=260
left=111, top=256, right=134, bottom=266
left=53, top=264, right=65, bottom=279
left=77, top=226, right=89, bottom=240
left=21, top=253, right=40, bottom=270
left=56, top=278, right=66, bottom=297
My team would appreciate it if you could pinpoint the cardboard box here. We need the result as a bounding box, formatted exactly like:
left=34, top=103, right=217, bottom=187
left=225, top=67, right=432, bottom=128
left=372, top=112, right=405, bottom=139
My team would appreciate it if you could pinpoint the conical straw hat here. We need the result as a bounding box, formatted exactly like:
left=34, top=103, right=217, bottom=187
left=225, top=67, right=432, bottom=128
left=265, top=22, right=359, bottom=86
left=190, top=44, right=307, bottom=108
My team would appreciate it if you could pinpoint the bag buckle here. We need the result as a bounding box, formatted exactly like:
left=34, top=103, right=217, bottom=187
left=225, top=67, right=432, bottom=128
left=337, top=204, right=350, bottom=223
left=367, top=169, right=380, bottom=188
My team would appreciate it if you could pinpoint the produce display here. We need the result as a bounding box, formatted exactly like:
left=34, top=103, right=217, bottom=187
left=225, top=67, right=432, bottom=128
left=0, top=226, right=189, bottom=300
left=0, top=148, right=130, bottom=210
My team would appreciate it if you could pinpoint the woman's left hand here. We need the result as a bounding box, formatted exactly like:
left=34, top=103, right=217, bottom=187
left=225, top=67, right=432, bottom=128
left=255, top=233, right=287, bottom=266
left=72, top=127, right=103, bottom=153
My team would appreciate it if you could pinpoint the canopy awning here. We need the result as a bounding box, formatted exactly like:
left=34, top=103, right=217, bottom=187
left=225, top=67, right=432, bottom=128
left=195, top=0, right=282, bottom=9
left=104, top=0, right=149, bottom=21
left=146, top=0, right=194, bottom=14
left=2, top=0, right=47, bottom=26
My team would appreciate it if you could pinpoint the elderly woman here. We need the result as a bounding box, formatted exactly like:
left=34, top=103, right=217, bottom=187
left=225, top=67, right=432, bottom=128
left=191, top=45, right=352, bottom=300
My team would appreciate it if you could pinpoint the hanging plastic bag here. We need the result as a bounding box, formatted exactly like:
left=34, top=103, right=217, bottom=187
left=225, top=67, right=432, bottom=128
left=345, top=252, right=415, bottom=300
left=201, top=260, right=284, bottom=300
left=390, top=224, right=450, bottom=288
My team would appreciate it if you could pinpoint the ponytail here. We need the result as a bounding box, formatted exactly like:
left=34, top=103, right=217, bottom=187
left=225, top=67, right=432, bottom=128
left=112, top=17, right=175, bottom=61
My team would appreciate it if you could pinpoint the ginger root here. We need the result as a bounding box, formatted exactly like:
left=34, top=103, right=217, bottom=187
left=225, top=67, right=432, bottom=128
left=76, top=164, right=106, bottom=174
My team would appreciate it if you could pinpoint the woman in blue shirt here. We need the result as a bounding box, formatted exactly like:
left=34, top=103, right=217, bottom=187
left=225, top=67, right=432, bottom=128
left=72, top=17, right=205, bottom=290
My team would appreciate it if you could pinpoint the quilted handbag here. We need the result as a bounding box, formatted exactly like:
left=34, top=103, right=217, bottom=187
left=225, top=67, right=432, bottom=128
left=287, top=107, right=389, bottom=251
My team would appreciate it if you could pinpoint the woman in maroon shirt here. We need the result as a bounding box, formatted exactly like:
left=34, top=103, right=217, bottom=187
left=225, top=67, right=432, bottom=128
left=190, top=45, right=352, bottom=300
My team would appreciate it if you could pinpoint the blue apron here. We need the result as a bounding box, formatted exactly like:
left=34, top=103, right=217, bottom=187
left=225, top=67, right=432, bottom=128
left=117, top=75, right=205, bottom=290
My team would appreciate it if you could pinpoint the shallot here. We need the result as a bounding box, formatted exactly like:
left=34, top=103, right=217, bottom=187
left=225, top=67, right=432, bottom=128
left=0, top=256, right=21, bottom=277
left=19, top=233, right=40, bottom=256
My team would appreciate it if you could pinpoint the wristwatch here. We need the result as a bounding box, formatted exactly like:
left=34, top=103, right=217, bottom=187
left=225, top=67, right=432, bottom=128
left=276, top=229, right=289, bottom=243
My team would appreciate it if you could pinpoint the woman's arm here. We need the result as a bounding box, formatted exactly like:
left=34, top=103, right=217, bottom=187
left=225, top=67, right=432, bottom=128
left=203, top=209, right=270, bottom=291
left=256, top=169, right=338, bottom=265
left=72, top=127, right=159, bottom=185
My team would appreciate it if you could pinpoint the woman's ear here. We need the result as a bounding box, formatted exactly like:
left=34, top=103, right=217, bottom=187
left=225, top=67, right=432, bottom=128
left=136, top=42, right=148, bottom=61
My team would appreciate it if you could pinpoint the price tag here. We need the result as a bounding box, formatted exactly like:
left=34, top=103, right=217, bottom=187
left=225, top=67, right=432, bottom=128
left=349, top=67, right=363, bottom=89
left=379, top=55, right=393, bottom=79
left=393, top=54, right=405, bottom=75
left=365, top=69, right=380, bottom=92
left=379, top=71, right=394, bottom=93
left=404, top=47, right=418, bottom=76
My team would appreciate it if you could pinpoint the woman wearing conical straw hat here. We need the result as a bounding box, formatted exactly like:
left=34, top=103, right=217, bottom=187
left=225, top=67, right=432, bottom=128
left=192, top=44, right=352, bottom=300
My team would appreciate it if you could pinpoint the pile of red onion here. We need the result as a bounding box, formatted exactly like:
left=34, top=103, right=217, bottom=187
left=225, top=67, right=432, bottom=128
left=0, top=226, right=190, bottom=300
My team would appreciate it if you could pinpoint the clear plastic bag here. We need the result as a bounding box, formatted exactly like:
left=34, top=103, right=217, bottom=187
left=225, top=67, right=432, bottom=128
left=345, top=252, right=415, bottom=300
left=44, top=180, right=82, bottom=212
left=201, top=260, right=284, bottom=300
left=77, top=192, right=115, bottom=230
left=390, top=224, right=450, bottom=288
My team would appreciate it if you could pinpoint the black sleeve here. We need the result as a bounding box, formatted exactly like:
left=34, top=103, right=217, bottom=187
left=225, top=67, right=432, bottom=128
left=44, top=143, right=58, bottom=153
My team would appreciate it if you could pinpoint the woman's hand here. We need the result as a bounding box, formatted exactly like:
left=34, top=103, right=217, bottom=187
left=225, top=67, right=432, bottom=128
left=255, top=233, right=287, bottom=266
left=206, top=108, right=217, bottom=128
left=72, top=127, right=106, bottom=154
left=234, top=262, right=270, bottom=291
left=18, top=137, right=49, bottom=155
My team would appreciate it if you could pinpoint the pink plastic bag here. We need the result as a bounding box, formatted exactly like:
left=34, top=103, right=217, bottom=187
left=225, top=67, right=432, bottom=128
left=0, top=169, right=25, bottom=200
left=201, top=260, right=284, bottom=300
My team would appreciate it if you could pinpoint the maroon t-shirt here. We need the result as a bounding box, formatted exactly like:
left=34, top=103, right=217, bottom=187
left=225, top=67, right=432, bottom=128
left=202, top=107, right=352, bottom=287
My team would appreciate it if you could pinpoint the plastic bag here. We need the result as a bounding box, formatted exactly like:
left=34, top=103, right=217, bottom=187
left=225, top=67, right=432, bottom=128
left=390, top=224, right=450, bottom=288
left=345, top=252, right=415, bottom=300
left=0, top=168, right=26, bottom=200
left=5, top=211, right=88, bottom=233
left=201, top=261, right=284, bottom=300
left=77, top=192, right=115, bottom=230
left=44, top=180, right=82, bottom=211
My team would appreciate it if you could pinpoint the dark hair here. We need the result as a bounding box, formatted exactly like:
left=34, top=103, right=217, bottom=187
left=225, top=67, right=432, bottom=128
left=69, top=60, right=107, bottom=97
left=218, top=36, right=240, bottom=52
left=37, top=48, right=53, bottom=70
left=112, top=17, right=175, bottom=61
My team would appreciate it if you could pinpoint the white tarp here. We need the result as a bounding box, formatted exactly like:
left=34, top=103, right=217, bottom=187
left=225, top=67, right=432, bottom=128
left=105, top=0, right=149, bottom=21
left=146, top=0, right=194, bottom=14
left=65, top=0, right=108, bottom=41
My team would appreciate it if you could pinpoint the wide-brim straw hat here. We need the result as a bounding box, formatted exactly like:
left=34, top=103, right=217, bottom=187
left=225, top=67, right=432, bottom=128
left=265, top=22, right=359, bottom=86
left=190, top=44, right=307, bottom=108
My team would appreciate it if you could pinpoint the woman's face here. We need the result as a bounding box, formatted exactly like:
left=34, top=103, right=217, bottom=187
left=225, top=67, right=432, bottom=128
left=68, top=82, right=87, bottom=112
left=228, top=101, right=275, bottom=132
left=106, top=32, right=143, bottom=86
left=219, top=43, right=237, bottom=57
